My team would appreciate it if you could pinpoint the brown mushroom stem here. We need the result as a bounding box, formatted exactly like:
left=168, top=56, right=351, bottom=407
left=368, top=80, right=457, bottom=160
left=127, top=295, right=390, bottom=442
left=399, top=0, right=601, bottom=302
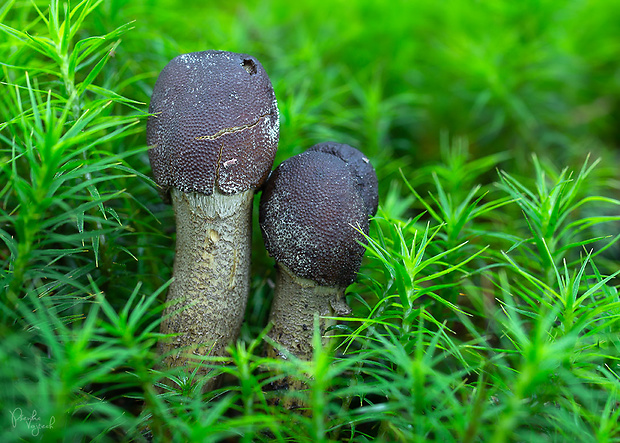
left=265, top=264, right=351, bottom=405
left=159, top=187, right=253, bottom=385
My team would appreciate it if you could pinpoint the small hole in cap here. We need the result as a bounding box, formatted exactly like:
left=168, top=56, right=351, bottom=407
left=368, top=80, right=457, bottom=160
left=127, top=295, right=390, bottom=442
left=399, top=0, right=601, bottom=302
left=241, top=59, right=257, bottom=75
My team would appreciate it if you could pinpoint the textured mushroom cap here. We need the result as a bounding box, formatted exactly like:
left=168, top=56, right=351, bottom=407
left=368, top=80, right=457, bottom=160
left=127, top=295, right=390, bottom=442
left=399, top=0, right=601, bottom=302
left=147, top=50, right=279, bottom=197
left=308, top=142, right=379, bottom=217
left=259, top=151, right=369, bottom=287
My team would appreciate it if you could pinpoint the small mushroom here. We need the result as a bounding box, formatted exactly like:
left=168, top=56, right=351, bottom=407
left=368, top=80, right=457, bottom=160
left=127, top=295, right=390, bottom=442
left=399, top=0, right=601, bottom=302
left=147, top=50, right=279, bottom=384
left=259, top=144, right=378, bottom=367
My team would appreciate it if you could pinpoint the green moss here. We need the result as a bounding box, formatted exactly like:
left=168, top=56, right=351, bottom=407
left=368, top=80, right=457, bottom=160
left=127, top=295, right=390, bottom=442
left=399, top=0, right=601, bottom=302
left=1, top=0, right=619, bottom=441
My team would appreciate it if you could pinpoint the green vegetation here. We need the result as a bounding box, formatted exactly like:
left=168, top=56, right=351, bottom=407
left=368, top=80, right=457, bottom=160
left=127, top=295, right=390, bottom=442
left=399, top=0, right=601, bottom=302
left=1, top=0, right=619, bottom=441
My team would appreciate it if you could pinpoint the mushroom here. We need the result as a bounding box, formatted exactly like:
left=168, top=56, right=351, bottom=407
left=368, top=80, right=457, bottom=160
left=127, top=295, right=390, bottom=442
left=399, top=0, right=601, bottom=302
left=147, top=50, right=279, bottom=383
left=259, top=144, right=378, bottom=367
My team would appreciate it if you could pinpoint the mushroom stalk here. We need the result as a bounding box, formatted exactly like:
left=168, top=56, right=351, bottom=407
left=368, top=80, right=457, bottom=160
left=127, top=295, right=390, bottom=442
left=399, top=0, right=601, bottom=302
left=265, top=264, right=351, bottom=362
left=266, top=264, right=350, bottom=409
left=159, top=188, right=253, bottom=376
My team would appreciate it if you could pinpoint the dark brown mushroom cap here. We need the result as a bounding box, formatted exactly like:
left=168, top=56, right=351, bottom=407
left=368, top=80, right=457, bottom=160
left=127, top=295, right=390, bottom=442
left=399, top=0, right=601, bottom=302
left=259, top=151, right=369, bottom=287
left=307, top=142, right=379, bottom=217
left=147, top=50, right=279, bottom=197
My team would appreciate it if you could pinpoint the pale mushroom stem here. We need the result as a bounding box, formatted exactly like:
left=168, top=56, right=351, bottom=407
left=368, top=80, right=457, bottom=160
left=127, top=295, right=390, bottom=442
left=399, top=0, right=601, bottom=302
left=265, top=264, right=351, bottom=408
left=159, top=187, right=253, bottom=387
left=267, top=266, right=348, bottom=356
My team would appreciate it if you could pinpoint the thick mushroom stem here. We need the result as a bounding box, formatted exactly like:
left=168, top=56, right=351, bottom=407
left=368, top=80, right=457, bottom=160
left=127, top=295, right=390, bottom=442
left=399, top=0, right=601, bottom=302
left=158, top=187, right=253, bottom=382
left=266, top=264, right=351, bottom=363
left=266, top=264, right=351, bottom=409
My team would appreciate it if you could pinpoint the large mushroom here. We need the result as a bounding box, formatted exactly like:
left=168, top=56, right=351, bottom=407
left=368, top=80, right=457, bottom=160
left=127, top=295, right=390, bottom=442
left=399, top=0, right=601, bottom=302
left=259, top=143, right=378, bottom=367
left=147, top=50, right=279, bottom=383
